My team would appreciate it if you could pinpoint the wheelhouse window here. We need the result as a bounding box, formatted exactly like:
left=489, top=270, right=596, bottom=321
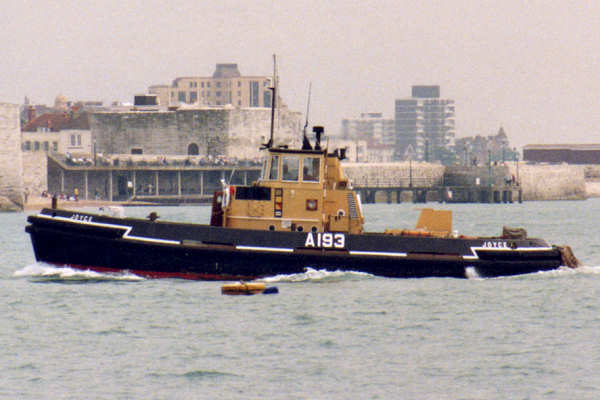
left=269, top=155, right=280, bottom=180
left=282, top=156, right=299, bottom=181
left=260, top=157, right=268, bottom=180
left=302, top=157, right=320, bottom=182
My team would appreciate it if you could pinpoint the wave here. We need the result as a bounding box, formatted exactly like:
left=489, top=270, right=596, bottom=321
left=465, top=266, right=482, bottom=280
left=465, top=265, right=600, bottom=280
left=262, top=267, right=373, bottom=283
left=466, top=265, right=600, bottom=280
left=146, top=370, right=239, bottom=380
left=535, top=265, right=600, bottom=277
left=13, top=262, right=145, bottom=282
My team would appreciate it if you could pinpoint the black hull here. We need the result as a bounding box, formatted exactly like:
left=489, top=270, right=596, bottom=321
left=26, top=208, right=564, bottom=280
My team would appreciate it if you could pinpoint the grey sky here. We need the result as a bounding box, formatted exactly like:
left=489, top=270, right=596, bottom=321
left=3, top=0, right=599, bottom=148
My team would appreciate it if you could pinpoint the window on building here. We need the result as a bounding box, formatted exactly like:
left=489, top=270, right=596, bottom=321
left=53, top=141, right=58, bottom=151
left=207, top=82, right=211, bottom=88
left=43, top=141, right=49, bottom=151
left=188, top=143, right=199, bottom=155
left=237, top=81, right=241, bottom=87
left=263, top=90, right=272, bottom=108
left=201, top=82, right=205, bottom=88
left=216, top=82, right=221, bottom=88
left=302, top=157, right=320, bottom=182
left=269, top=155, right=279, bottom=180
left=71, top=134, right=76, bottom=146
left=24, top=141, right=31, bottom=151
left=131, top=148, right=143, bottom=154
left=178, top=91, right=186, bottom=102
left=249, top=81, right=259, bottom=107
left=216, top=91, right=221, bottom=97
left=189, top=82, right=193, bottom=88
left=190, top=92, right=198, bottom=103
left=282, top=156, right=299, bottom=181
left=77, top=135, right=81, bottom=146
left=34, top=141, right=40, bottom=151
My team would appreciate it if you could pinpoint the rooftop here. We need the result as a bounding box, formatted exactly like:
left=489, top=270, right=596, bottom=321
left=524, top=144, right=600, bottom=151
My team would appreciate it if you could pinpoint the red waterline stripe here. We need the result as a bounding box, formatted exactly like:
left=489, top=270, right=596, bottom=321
left=48, top=263, right=257, bottom=281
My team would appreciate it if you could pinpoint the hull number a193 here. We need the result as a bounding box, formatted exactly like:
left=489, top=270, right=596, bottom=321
left=305, top=232, right=345, bottom=249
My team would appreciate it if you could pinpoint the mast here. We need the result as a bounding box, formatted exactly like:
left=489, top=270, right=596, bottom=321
left=268, top=54, right=277, bottom=149
left=302, top=82, right=313, bottom=150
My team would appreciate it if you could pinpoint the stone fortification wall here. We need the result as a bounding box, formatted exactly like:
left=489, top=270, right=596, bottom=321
left=583, top=165, right=600, bottom=197
left=584, top=165, right=600, bottom=179
left=228, top=108, right=302, bottom=159
left=90, top=107, right=302, bottom=160
left=508, top=163, right=586, bottom=200
left=443, top=165, right=510, bottom=187
left=343, top=161, right=585, bottom=201
left=343, top=162, right=445, bottom=187
left=22, top=152, right=48, bottom=198
left=0, top=103, right=24, bottom=210
left=585, top=181, right=600, bottom=197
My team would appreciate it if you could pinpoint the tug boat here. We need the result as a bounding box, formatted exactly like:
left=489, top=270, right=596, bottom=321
left=25, top=126, right=579, bottom=280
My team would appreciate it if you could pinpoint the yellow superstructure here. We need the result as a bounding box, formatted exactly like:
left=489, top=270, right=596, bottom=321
left=213, top=128, right=364, bottom=234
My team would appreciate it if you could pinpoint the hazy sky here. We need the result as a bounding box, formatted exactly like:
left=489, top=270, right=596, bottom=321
left=3, top=0, right=599, bottom=148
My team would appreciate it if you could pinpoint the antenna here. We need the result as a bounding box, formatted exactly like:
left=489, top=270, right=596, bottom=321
left=302, top=82, right=313, bottom=150
left=268, top=54, right=277, bottom=148
left=228, top=168, right=236, bottom=184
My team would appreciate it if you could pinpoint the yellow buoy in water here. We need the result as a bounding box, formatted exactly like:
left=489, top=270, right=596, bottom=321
left=221, top=282, right=267, bottom=295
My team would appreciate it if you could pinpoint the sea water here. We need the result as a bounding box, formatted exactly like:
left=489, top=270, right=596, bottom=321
left=2, top=200, right=600, bottom=399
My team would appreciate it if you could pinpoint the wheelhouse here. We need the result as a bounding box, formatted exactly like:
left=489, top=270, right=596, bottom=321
left=212, top=127, right=364, bottom=234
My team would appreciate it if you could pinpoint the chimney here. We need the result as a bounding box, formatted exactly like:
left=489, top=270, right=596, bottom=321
left=27, top=106, right=36, bottom=123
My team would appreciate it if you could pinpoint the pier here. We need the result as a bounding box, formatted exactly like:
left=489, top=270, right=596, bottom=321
left=346, top=163, right=522, bottom=204
left=355, top=184, right=522, bottom=204
left=47, top=155, right=522, bottom=205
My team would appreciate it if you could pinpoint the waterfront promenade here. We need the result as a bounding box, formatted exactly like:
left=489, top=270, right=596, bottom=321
left=47, top=154, right=261, bottom=203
